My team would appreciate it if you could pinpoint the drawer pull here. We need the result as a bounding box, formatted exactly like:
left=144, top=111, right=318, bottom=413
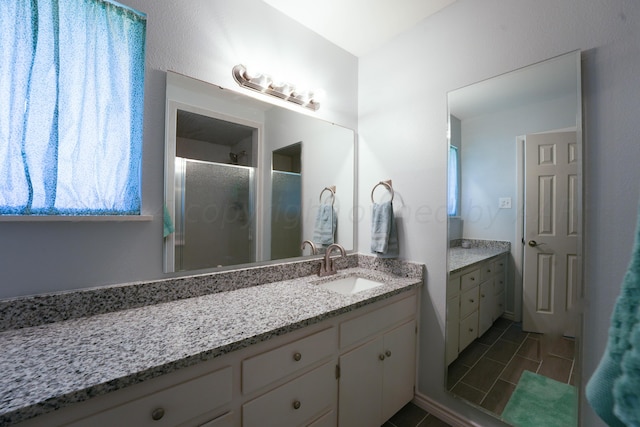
left=385, top=350, right=392, bottom=357
left=293, top=352, right=302, bottom=362
left=151, top=407, right=165, bottom=421
left=379, top=354, right=386, bottom=361
left=470, top=277, right=475, bottom=281
left=293, top=400, right=301, bottom=410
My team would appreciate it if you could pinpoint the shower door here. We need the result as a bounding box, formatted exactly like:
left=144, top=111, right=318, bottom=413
left=175, top=158, right=255, bottom=271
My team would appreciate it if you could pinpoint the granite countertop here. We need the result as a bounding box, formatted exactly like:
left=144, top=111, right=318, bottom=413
left=0, top=267, right=420, bottom=425
left=449, top=241, right=510, bottom=273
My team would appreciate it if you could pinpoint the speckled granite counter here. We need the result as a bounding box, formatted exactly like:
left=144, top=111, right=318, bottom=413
left=449, top=240, right=510, bottom=273
left=0, top=256, right=422, bottom=425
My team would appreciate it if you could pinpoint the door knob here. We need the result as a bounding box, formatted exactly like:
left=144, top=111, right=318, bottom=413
left=528, top=240, right=538, bottom=247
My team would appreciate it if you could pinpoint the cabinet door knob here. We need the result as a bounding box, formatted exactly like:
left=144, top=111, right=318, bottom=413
left=470, top=277, right=475, bottom=281
left=385, top=350, right=392, bottom=357
left=379, top=354, right=385, bottom=361
left=151, top=407, right=165, bottom=421
left=470, top=299, right=475, bottom=303
left=293, top=400, right=301, bottom=410
left=469, top=328, right=474, bottom=333
left=293, top=352, right=302, bottom=362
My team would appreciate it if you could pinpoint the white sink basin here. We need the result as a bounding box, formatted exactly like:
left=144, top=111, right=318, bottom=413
left=317, top=276, right=384, bottom=295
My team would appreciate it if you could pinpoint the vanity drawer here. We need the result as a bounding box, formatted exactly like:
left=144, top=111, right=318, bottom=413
left=242, top=327, right=335, bottom=394
left=480, top=263, right=494, bottom=281
left=459, top=311, right=479, bottom=351
left=307, top=410, right=336, bottom=427
left=447, top=275, right=461, bottom=298
left=459, top=286, right=479, bottom=318
left=199, top=411, right=234, bottom=427
left=67, top=366, right=232, bottom=427
left=460, top=269, right=480, bottom=292
left=493, top=256, right=506, bottom=274
left=340, top=294, right=416, bottom=349
left=242, top=362, right=336, bottom=427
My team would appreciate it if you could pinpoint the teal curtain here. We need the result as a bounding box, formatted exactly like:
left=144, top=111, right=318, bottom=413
left=448, top=145, right=459, bottom=216
left=0, top=0, right=146, bottom=215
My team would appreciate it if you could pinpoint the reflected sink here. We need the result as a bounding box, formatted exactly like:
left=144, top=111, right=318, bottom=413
left=316, top=276, right=384, bottom=295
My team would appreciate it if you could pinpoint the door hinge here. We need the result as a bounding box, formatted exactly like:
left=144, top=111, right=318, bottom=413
left=335, top=364, right=341, bottom=379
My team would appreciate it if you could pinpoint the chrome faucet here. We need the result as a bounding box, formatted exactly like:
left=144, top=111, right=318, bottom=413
left=319, top=243, right=346, bottom=277
left=301, top=240, right=318, bottom=255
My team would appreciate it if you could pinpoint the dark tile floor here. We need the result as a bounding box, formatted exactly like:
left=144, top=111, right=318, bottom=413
left=384, top=402, right=453, bottom=427
left=447, top=318, right=576, bottom=417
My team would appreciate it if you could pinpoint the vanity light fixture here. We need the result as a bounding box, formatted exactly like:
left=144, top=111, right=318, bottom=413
left=232, top=64, right=321, bottom=111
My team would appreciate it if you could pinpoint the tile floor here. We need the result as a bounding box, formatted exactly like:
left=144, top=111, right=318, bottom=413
left=384, top=402, right=453, bottom=427
left=447, top=318, right=576, bottom=417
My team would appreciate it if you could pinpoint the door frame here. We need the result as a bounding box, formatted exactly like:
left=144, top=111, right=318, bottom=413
left=514, top=127, right=583, bottom=325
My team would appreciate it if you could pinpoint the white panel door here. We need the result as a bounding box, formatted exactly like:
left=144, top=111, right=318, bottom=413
left=338, top=338, right=383, bottom=427
left=523, top=131, right=578, bottom=335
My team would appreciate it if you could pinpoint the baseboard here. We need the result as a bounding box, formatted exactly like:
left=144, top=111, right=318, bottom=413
left=413, top=392, right=484, bottom=427
left=502, top=311, right=515, bottom=321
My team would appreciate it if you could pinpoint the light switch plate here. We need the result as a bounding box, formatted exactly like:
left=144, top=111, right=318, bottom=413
left=499, top=197, right=512, bottom=209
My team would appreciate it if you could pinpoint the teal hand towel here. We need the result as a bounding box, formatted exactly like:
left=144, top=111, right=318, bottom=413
left=163, top=205, right=175, bottom=238
left=371, top=201, right=398, bottom=258
left=586, top=203, right=640, bottom=426
left=312, top=204, right=336, bottom=246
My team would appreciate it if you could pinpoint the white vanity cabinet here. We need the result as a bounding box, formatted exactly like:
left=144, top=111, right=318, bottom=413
left=15, top=289, right=419, bottom=427
left=337, top=295, right=417, bottom=427
left=447, top=254, right=508, bottom=364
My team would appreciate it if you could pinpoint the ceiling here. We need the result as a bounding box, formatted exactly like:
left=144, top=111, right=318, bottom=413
left=262, top=0, right=456, bottom=57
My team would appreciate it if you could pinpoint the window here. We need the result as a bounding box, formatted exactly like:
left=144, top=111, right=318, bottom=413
left=0, top=0, right=146, bottom=216
left=448, top=145, right=459, bottom=216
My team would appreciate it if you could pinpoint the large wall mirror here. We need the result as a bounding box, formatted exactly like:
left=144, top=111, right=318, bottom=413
left=445, top=51, right=582, bottom=424
left=164, top=71, right=355, bottom=273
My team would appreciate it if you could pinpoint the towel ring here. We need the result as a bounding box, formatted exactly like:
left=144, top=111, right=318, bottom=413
left=319, top=186, right=336, bottom=206
left=371, top=180, right=394, bottom=203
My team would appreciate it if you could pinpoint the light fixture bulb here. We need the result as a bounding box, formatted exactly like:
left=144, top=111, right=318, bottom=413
left=231, top=64, right=321, bottom=111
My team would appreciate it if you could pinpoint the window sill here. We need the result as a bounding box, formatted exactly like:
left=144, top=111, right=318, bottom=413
left=0, top=215, right=154, bottom=222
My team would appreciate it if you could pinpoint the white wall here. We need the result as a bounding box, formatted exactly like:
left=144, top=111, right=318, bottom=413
left=358, top=1, right=640, bottom=426
left=460, top=93, right=576, bottom=241
left=0, top=0, right=357, bottom=299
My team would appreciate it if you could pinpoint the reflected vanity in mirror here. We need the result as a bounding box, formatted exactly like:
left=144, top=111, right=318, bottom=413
left=446, top=52, right=582, bottom=424
left=164, top=71, right=355, bottom=273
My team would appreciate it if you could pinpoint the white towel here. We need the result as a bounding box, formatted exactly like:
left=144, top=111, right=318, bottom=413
left=371, top=201, right=398, bottom=258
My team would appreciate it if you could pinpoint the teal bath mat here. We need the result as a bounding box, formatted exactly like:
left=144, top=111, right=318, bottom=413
left=502, top=371, right=577, bottom=427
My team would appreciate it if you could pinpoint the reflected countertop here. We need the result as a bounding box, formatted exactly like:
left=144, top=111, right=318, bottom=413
left=0, top=259, right=422, bottom=425
left=449, top=240, right=510, bottom=273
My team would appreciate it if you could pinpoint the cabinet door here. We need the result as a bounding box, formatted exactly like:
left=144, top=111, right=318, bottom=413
left=478, top=279, right=495, bottom=336
left=382, top=320, right=416, bottom=422
left=338, top=338, right=383, bottom=427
